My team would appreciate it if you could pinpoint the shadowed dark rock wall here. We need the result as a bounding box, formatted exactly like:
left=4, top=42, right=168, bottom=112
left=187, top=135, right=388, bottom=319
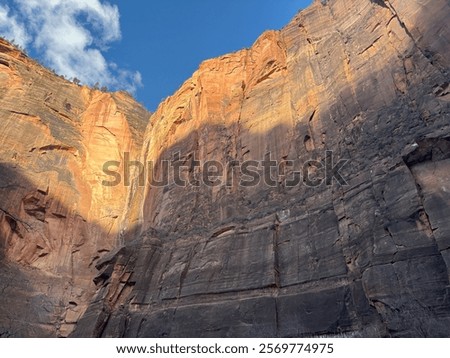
left=73, top=0, right=450, bottom=338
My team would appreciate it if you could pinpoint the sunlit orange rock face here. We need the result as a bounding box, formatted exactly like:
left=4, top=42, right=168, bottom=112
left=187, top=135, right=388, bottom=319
left=2, top=0, right=450, bottom=337
left=0, top=39, right=149, bottom=336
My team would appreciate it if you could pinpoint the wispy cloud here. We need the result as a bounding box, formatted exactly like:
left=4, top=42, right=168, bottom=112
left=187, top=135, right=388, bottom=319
left=0, top=4, right=30, bottom=48
left=0, top=0, right=142, bottom=94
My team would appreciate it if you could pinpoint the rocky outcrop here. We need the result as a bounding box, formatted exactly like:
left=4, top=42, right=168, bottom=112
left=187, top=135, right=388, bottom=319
left=2, top=0, right=450, bottom=337
left=0, top=39, right=149, bottom=337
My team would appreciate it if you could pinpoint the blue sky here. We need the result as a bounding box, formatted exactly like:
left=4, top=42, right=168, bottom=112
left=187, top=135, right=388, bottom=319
left=0, top=0, right=312, bottom=111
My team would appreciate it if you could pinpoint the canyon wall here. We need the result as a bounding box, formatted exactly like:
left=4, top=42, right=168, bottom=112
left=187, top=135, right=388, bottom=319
left=1, top=0, right=450, bottom=337
left=0, top=39, right=149, bottom=336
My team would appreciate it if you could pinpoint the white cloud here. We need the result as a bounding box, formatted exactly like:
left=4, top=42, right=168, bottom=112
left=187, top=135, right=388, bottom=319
left=0, top=4, right=30, bottom=48
left=0, top=0, right=142, bottom=94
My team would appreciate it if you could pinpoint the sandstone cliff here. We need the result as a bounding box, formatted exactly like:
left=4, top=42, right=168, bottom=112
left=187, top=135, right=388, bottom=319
left=2, top=0, right=450, bottom=337
left=0, top=38, right=150, bottom=336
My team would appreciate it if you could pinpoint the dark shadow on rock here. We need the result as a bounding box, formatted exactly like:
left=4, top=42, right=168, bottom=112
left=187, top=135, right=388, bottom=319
left=0, top=163, right=142, bottom=337
left=73, top=115, right=450, bottom=338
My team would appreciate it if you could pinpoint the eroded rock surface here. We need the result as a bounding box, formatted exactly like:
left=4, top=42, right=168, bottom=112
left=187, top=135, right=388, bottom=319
left=1, top=0, right=450, bottom=337
left=0, top=39, right=149, bottom=337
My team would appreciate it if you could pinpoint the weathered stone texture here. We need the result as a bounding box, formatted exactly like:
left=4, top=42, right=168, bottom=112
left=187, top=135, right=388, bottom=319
left=0, top=39, right=149, bottom=337
left=1, top=0, right=450, bottom=337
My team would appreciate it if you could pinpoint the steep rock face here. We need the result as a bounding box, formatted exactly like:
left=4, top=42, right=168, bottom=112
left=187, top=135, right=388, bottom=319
left=0, top=39, right=149, bottom=337
left=73, top=0, right=450, bottom=338
left=1, top=0, right=450, bottom=338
